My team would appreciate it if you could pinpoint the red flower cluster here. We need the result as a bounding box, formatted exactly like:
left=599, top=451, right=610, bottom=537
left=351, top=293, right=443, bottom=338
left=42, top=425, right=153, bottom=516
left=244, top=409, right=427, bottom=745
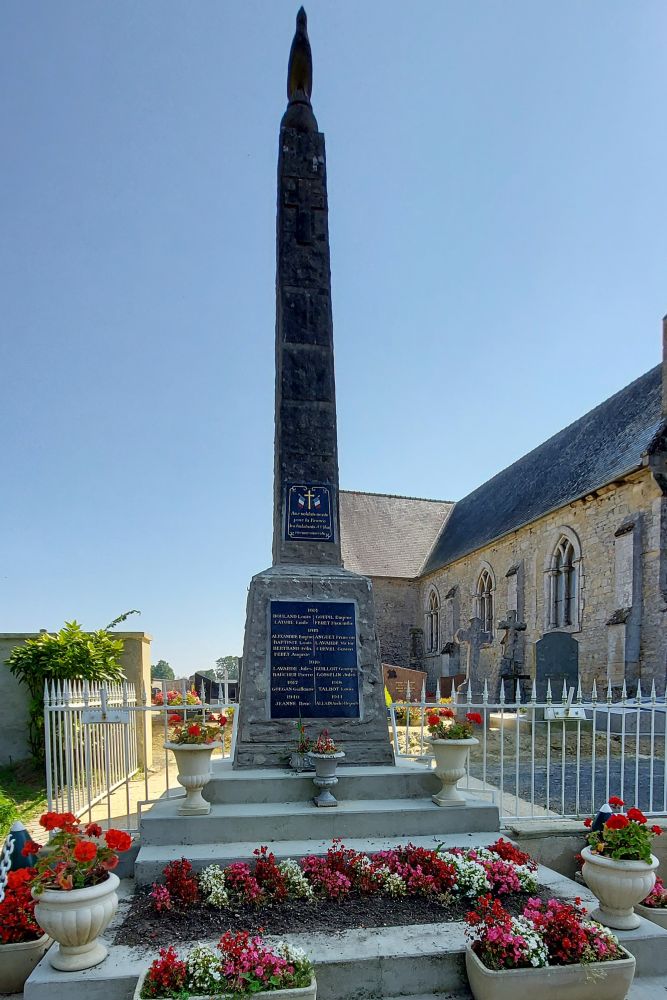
left=0, top=868, right=42, bottom=944
left=523, top=897, right=623, bottom=965
left=608, top=795, right=625, bottom=807
left=486, top=838, right=533, bottom=868
left=627, top=807, right=648, bottom=824
left=141, top=946, right=187, bottom=999
left=224, top=862, right=264, bottom=903
left=606, top=813, right=630, bottom=831
left=30, top=812, right=132, bottom=894
left=163, top=858, right=201, bottom=907
left=218, top=930, right=295, bottom=993
left=465, top=895, right=531, bottom=969
left=253, top=846, right=288, bottom=900
left=466, top=712, right=483, bottom=725
left=585, top=796, right=663, bottom=863
left=373, top=843, right=456, bottom=896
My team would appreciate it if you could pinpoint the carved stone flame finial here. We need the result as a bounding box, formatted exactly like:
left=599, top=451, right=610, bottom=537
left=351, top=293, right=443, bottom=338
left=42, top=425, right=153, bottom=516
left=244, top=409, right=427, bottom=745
left=282, top=7, right=318, bottom=132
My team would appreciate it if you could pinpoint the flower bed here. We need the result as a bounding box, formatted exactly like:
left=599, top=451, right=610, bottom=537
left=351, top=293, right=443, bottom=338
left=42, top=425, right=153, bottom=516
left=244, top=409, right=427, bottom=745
left=116, top=839, right=543, bottom=945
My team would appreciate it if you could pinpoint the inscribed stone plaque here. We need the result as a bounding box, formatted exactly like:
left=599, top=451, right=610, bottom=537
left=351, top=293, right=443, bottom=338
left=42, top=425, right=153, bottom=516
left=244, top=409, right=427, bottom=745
left=535, top=631, right=579, bottom=701
left=270, top=600, right=360, bottom=718
left=285, top=484, right=334, bottom=542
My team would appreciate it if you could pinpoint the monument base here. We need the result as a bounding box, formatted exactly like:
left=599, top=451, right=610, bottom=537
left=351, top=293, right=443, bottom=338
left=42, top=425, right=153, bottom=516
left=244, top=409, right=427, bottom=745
left=233, top=564, right=394, bottom=768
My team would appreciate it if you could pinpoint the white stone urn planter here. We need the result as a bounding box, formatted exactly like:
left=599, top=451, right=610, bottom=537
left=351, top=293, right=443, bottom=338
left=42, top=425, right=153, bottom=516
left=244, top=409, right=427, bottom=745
left=132, top=970, right=317, bottom=999
left=289, top=750, right=314, bottom=771
left=164, top=741, right=221, bottom=815
left=635, top=901, right=667, bottom=928
left=32, top=872, right=119, bottom=971
left=581, top=845, right=659, bottom=930
left=426, top=737, right=478, bottom=806
left=309, top=751, right=345, bottom=807
left=465, top=944, right=636, bottom=1000
left=0, top=933, right=51, bottom=992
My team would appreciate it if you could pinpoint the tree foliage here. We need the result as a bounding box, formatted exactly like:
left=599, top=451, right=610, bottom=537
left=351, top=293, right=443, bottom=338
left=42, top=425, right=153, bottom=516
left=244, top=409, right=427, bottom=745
left=6, top=619, right=127, bottom=761
left=151, top=659, right=175, bottom=680
left=215, top=655, right=240, bottom=681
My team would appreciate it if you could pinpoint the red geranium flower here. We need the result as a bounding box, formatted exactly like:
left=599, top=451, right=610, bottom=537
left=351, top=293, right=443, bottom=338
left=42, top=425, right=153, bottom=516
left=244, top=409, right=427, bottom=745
left=73, top=840, right=97, bottom=863
left=39, top=811, right=78, bottom=831
left=427, top=713, right=440, bottom=727
left=651, top=825, right=663, bottom=836
left=168, top=713, right=182, bottom=725
left=439, top=707, right=455, bottom=719
left=21, top=840, right=42, bottom=857
left=608, top=796, right=625, bottom=807
left=105, top=829, right=132, bottom=852
left=627, top=807, right=648, bottom=824
left=606, top=813, right=630, bottom=830
left=84, top=823, right=103, bottom=838
left=187, top=723, right=201, bottom=737
left=466, top=712, right=483, bottom=725
left=583, top=817, right=592, bottom=828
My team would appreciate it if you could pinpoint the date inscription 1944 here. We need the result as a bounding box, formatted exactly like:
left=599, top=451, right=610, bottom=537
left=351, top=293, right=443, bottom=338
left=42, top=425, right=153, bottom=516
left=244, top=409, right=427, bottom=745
left=270, top=600, right=360, bottom=719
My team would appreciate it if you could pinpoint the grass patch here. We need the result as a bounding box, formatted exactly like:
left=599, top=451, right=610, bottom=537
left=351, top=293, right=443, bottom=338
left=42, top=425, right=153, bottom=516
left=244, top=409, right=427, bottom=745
left=0, top=759, right=47, bottom=840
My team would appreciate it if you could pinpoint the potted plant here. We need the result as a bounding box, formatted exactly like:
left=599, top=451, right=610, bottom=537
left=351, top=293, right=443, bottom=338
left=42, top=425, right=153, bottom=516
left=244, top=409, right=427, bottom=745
left=308, top=730, right=345, bottom=808
left=425, top=708, right=482, bottom=806
left=0, top=866, right=51, bottom=992
left=164, top=713, right=225, bottom=815
left=581, top=800, right=662, bottom=929
left=636, top=875, right=667, bottom=928
left=289, top=720, right=314, bottom=771
left=27, top=812, right=131, bottom=971
left=464, top=893, right=635, bottom=1000
left=133, top=932, right=316, bottom=998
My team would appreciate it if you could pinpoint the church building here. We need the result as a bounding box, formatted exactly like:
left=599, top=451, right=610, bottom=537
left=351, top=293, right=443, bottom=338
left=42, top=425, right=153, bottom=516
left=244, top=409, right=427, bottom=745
left=340, top=323, right=667, bottom=696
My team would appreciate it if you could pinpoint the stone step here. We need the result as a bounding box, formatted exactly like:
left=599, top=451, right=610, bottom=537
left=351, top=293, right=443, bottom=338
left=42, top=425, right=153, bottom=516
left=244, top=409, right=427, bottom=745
left=134, top=831, right=505, bottom=884
left=204, top=760, right=442, bottom=804
left=139, top=794, right=500, bottom=848
left=628, top=977, right=667, bottom=999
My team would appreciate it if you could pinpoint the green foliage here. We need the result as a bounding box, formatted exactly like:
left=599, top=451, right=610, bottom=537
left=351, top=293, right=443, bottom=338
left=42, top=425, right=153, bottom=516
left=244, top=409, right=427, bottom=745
left=0, top=760, right=47, bottom=840
left=215, top=655, right=239, bottom=681
left=6, top=620, right=126, bottom=761
left=151, top=659, right=175, bottom=680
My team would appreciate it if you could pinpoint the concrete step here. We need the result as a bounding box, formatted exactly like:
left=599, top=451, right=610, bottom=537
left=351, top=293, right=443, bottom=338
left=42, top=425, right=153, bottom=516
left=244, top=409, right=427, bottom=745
left=134, top=831, right=506, bottom=884
left=139, top=793, right=499, bottom=847
left=628, top=977, right=667, bottom=999
left=204, top=760, right=442, bottom=804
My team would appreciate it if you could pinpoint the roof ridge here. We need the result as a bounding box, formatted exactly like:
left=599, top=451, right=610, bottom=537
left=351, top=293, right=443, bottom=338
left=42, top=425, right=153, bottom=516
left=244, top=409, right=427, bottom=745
left=340, top=489, right=454, bottom=504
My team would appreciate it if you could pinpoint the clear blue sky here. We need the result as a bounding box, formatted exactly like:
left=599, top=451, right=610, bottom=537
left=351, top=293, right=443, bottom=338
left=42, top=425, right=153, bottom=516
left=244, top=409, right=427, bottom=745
left=2, top=2, right=665, bottom=676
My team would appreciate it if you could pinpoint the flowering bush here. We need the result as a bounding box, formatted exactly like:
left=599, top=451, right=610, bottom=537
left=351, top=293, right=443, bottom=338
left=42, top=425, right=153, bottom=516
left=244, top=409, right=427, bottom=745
left=585, top=802, right=663, bottom=863
left=292, top=720, right=312, bottom=753
left=426, top=708, right=483, bottom=740
left=642, top=876, right=667, bottom=908
left=310, top=729, right=340, bottom=754
left=466, top=894, right=624, bottom=970
left=139, top=933, right=314, bottom=997
left=163, top=858, right=200, bottom=907
left=28, top=813, right=131, bottom=894
left=0, top=867, right=42, bottom=943
left=166, top=712, right=226, bottom=745
left=152, top=688, right=201, bottom=707
left=149, top=839, right=542, bottom=914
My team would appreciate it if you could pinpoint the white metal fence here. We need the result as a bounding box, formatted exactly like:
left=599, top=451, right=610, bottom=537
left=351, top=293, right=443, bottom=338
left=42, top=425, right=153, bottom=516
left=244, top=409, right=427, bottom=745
left=389, top=677, right=667, bottom=822
left=44, top=679, right=239, bottom=831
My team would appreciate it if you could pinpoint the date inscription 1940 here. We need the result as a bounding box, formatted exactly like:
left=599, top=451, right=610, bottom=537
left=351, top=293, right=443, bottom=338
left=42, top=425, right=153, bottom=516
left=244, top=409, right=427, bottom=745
left=270, top=600, right=360, bottom=719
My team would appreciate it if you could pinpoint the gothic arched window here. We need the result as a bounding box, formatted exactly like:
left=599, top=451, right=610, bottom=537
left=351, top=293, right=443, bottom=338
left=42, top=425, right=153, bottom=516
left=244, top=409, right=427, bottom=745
left=476, top=569, right=494, bottom=636
left=549, top=534, right=579, bottom=628
left=426, top=589, right=440, bottom=653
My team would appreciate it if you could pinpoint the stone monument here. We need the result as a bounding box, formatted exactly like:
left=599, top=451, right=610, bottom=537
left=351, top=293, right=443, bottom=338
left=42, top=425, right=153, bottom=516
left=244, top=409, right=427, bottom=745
left=233, top=9, right=393, bottom=768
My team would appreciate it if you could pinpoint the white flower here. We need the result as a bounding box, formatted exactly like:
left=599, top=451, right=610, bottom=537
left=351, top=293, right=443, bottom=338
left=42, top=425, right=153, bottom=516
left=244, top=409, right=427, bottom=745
left=199, top=864, right=229, bottom=908
left=441, top=852, right=491, bottom=897
left=277, top=858, right=315, bottom=900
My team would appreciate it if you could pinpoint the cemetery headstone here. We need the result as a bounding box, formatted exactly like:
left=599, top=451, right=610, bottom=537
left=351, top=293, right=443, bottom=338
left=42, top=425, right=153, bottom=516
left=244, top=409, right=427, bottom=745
left=535, top=631, right=579, bottom=702
left=454, top=617, right=489, bottom=696
left=233, top=11, right=392, bottom=767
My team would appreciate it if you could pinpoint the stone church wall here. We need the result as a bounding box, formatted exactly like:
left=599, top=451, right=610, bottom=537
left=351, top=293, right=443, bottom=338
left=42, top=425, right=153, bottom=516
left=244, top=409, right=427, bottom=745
left=414, top=469, right=666, bottom=693
left=371, top=577, right=420, bottom=670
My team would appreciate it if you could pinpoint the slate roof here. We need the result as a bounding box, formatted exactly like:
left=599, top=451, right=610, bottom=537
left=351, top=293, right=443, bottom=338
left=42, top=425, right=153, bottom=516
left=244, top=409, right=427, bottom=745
left=422, top=365, right=664, bottom=575
left=339, top=491, right=453, bottom=578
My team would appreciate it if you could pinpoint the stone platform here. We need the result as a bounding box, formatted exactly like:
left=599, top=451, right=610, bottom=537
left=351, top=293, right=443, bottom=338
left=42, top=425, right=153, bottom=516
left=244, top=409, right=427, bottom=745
left=133, top=760, right=500, bottom=883
left=24, top=863, right=667, bottom=1000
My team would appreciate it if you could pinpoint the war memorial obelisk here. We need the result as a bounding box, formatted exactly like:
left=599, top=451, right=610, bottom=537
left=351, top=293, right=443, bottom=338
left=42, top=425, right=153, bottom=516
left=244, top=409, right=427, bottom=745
left=233, top=9, right=393, bottom=768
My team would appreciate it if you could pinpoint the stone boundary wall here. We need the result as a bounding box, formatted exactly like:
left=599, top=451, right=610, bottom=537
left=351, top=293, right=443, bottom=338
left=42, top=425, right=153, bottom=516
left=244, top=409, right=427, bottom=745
left=0, top=631, right=152, bottom=766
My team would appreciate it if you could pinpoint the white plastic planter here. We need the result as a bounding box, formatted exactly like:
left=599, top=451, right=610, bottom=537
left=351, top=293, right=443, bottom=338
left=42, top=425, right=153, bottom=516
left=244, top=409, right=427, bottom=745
left=465, top=945, right=635, bottom=1000
left=426, top=737, right=478, bottom=806
left=581, top=845, right=659, bottom=930
left=164, top=741, right=221, bottom=815
left=32, top=872, right=119, bottom=971
left=0, top=932, right=51, bottom=992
